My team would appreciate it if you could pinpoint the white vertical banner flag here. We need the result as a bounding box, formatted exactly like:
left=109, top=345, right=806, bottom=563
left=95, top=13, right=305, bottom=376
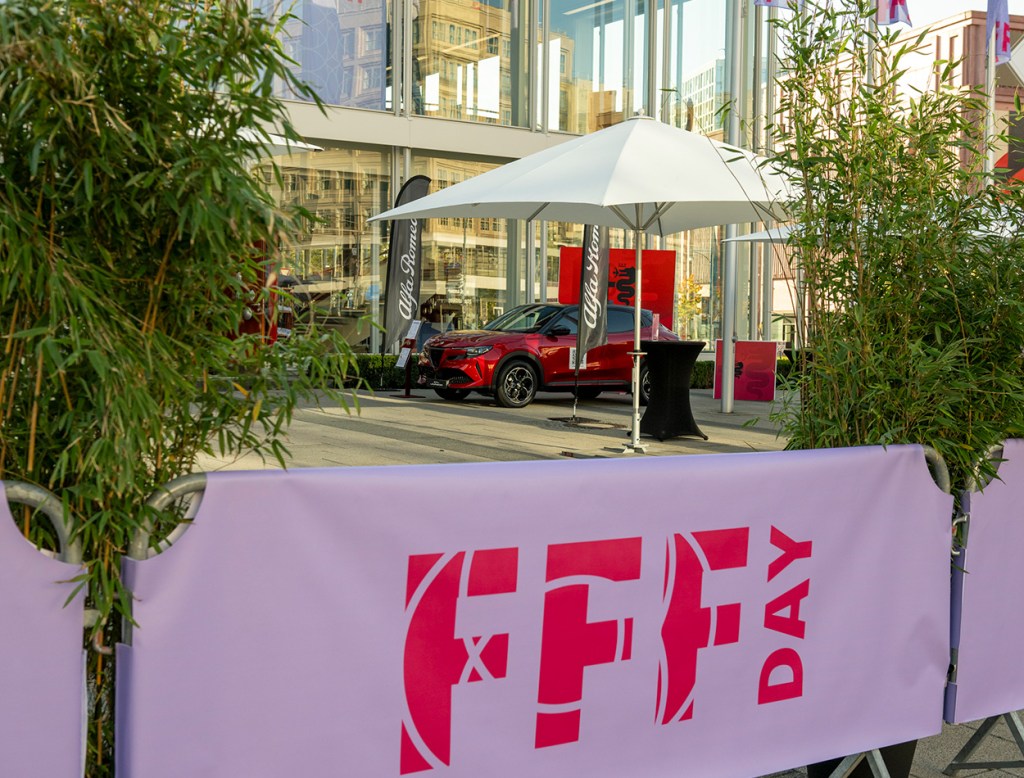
left=877, top=0, right=911, bottom=26
left=989, top=0, right=1012, bottom=65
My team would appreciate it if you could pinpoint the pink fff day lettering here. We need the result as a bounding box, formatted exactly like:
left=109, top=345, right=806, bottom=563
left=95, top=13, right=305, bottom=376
left=400, top=526, right=812, bottom=774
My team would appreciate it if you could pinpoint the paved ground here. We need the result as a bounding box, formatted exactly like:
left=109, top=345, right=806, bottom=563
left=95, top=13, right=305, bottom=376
left=196, top=387, right=790, bottom=470
left=196, top=386, right=1024, bottom=778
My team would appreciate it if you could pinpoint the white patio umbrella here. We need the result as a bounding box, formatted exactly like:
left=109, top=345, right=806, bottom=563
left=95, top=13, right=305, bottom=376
left=238, top=128, right=323, bottom=157
left=723, top=224, right=796, bottom=243
left=371, top=114, right=793, bottom=452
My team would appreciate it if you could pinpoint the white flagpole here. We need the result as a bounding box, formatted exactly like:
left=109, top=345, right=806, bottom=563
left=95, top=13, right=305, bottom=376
left=986, top=18, right=997, bottom=184
left=721, top=0, right=746, bottom=414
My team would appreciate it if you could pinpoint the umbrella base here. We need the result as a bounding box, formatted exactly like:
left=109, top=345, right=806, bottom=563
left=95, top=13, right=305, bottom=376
left=620, top=440, right=648, bottom=454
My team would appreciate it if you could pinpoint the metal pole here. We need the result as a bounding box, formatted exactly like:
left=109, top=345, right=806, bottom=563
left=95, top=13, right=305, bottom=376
left=751, top=2, right=765, bottom=340
left=624, top=0, right=636, bottom=117
left=401, top=0, right=412, bottom=115
left=540, top=221, right=549, bottom=300
left=526, top=220, right=537, bottom=303
left=625, top=220, right=646, bottom=452
left=762, top=5, right=777, bottom=342
left=986, top=24, right=997, bottom=183
left=721, top=0, right=744, bottom=414
left=659, top=0, right=671, bottom=122
left=646, top=0, right=658, bottom=116
left=541, top=0, right=551, bottom=131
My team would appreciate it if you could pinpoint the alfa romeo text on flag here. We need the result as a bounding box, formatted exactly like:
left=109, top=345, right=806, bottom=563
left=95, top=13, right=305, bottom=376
left=576, top=225, right=609, bottom=370
left=384, top=175, right=431, bottom=352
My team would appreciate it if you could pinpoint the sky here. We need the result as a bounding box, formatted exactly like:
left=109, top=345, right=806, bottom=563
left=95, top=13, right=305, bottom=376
left=912, top=0, right=1024, bottom=28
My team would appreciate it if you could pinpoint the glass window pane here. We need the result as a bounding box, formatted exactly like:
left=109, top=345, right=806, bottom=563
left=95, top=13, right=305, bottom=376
left=411, top=153, right=510, bottom=327
left=255, top=0, right=391, bottom=111
left=256, top=144, right=393, bottom=352
left=665, top=0, right=726, bottom=135
left=546, top=0, right=645, bottom=134
left=413, top=0, right=529, bottom=126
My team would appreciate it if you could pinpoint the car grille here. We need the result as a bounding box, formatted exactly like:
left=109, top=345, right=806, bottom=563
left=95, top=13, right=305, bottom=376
left=428, top=347, right=445, bottom=367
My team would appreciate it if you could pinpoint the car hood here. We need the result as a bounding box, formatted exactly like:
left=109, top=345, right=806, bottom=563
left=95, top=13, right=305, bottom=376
left=424, top=330, right=519, bottom=348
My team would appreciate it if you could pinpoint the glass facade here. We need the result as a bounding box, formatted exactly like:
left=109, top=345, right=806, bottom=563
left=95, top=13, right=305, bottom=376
left=258, top=0, right=776, bottom=352
left=258, top=144, right=394, bottom=350
left=410, top=154, right=508, bottom=329
left=258, top=0, right=392, bottom=110
left=413, top=0, right=530, bottom=125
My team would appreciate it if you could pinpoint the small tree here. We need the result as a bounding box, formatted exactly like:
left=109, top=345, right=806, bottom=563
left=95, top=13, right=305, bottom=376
left=770, top=0, right=1024, bottom=493
left=0, top=0, right=356, bottom=772
left=676, top=274, right=703, bottom=339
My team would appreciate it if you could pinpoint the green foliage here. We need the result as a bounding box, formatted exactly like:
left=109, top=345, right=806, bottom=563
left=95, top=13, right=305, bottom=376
left=0, top=0, right=357, bottom=772
left=691, top=359, right=714, bottom=389
left=768, top=0, right=1024, bottom=491
left=354, top=353, right=422, bottom=389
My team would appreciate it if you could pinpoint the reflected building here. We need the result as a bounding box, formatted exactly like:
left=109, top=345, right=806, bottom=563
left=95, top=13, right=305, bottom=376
left=249, top=1, right=1022, bottom=352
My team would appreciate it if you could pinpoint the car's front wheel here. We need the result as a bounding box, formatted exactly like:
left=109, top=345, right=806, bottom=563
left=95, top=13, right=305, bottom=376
left=434, top=387, right=471, bottom=401
left=495, top=360, right=538, bottom=408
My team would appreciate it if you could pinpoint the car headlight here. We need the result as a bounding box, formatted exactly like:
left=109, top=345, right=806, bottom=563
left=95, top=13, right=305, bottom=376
left=461, top=345, right=493, bottom=358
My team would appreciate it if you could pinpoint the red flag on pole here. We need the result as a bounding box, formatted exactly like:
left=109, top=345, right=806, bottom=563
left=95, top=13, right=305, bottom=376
left=988, top=0, right=1012, bottom=65
left=877, top=0, right=911, bottom=26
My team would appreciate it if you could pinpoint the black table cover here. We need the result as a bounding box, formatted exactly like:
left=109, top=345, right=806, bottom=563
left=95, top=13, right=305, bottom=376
left=639, top=340, right=708, bottom=441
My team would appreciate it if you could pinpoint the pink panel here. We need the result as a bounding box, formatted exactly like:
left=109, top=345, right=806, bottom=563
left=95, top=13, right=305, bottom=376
left=0, top=485, right=85, bottom=776
left=117, top=446, right=951, bottom=777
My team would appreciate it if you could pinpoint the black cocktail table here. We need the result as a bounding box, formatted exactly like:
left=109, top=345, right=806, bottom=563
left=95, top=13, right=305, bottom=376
left=639, top=340, right=708, bottom=441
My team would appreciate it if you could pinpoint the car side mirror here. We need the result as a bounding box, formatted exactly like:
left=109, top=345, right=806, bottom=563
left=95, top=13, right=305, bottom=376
left=549, top=325, right=572, bottom=337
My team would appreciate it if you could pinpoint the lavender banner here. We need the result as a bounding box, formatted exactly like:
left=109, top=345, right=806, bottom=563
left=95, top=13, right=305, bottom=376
left=116, top=446, right=951, bottom=777
left=0, top=484, right=86, bottom=777
left=947, top=438, right=1024, bottom=724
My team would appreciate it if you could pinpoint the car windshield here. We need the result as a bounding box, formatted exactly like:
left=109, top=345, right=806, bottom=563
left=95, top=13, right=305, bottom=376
left=483, top=304, right=565, bottom=333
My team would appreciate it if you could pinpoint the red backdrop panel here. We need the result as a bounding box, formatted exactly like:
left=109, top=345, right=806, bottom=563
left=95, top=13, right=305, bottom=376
left=559, top=247, right=675, bottom=329
left=713, top=340, right=778, bottom=402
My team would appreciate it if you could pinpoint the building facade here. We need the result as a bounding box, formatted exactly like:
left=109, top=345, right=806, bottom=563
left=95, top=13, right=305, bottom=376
left=253, top=1, right=1021, bottom=353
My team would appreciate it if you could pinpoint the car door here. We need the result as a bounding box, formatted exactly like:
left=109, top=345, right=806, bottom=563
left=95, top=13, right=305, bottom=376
left=536, top=308, right=581, bottom=386
left=576, top=307, right=637, bottom=384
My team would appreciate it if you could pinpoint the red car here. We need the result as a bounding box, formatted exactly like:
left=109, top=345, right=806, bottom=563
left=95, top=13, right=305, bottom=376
left=417, top=303, right=679, bottom=408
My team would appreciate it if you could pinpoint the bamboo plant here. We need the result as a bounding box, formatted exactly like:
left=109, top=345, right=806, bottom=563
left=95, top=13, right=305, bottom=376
left=0, top=0, right=358, bottom=773
left=769, top=0, right=1024, bottom=493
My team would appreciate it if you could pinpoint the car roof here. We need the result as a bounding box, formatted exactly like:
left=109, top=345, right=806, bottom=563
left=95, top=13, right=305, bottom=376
left=506, top=302, right=652, bottom=315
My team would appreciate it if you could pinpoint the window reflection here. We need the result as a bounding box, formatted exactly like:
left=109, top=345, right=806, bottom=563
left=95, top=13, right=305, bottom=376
left=412, top=154, right=510, bottom=328
left=257, top=145, right=393, bottom=351
left=546, top=0, right=644, bottom=133
left=256, top=0, right=390, bottom=110
left=664, top=0, right=726, bottom=136
left=414, top=0, right=529, bottom=126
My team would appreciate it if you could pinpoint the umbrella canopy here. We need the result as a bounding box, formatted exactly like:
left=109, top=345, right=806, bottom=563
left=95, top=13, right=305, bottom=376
left=370, top=114, right=790, bottom=234
left=238, top=128, right=323, bottom=157
left=370, top=114, right=794, bottom=451
left=723, top=224, right=796, bottom=243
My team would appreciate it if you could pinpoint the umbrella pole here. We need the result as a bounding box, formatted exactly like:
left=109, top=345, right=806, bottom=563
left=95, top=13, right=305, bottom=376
left=624, top=226, right=646, bottom=453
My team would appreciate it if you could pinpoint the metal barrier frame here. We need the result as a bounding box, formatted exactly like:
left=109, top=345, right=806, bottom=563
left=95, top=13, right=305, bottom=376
left=943, top=443, right=1024, bottom=773
left=129, top=473, right=208, bottom=561
left=1, top=480, right=82, bottom=565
